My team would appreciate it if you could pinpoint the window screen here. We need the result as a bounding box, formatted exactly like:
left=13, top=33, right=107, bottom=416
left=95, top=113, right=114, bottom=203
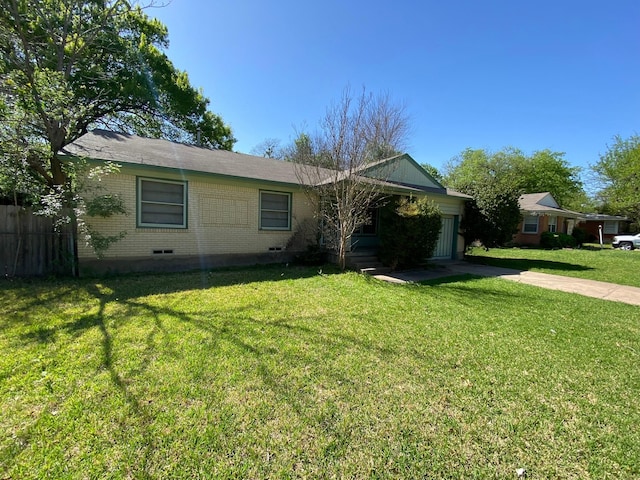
left=138, top=178, right=187, bottom=228
left=603, top=221, right=618, bottom=234
left=260, top=191, right=291, bottom=230
left=523, top=215, right=538, bottom=234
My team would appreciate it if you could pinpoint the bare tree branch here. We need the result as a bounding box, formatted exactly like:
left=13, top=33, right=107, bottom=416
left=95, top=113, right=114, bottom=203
left=292, top=86, right=410, bottom=269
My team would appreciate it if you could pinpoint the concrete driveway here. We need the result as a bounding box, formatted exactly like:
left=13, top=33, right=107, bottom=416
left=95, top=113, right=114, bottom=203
left=374, top=261, right=640, bottom=306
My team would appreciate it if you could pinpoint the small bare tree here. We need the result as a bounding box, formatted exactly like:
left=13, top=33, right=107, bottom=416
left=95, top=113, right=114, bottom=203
left=293, top=87, right=411, bottom=270
left=250, top=138, right=283, bottom=159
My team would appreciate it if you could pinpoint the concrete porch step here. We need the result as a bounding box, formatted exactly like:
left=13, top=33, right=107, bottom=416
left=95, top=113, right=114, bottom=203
left=345, top=250, right=392, bottom=274
left=347, top=249, right=378, bottom=257
left=350, top=256, right=379, bottom=264
left=359, top=265, right=393, bottom=275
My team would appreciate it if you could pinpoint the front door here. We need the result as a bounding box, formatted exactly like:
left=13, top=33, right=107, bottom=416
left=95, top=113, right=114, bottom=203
left=351, top=207, right=379, bottom=250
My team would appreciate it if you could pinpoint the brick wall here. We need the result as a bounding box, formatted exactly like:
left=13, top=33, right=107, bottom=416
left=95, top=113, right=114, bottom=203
left=513, top=215, right=571, bottom=246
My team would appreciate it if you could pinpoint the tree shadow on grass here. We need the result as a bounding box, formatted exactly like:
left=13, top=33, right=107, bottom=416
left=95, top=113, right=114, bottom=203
left=397, top=272, right=560, bottom=313
left=3, top=264, right=339, bottom=323
left=7, top=263, right=547, bottom=476
left=3, top=283, right=154, bottom=476
left=466, top=255, right=594, bottom=273
left=8, top=271, right=397, bottom=477
left=64, top=284, right=158, bottom=476
left=417, top=274, right=478, bottom=286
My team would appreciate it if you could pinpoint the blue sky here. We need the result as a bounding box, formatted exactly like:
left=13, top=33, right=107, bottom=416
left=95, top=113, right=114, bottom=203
left=148, top=0, right=639, bottom=177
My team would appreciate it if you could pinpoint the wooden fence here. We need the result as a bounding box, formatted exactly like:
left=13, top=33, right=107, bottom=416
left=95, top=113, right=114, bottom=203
left=0, top=205, right=73, bottom=277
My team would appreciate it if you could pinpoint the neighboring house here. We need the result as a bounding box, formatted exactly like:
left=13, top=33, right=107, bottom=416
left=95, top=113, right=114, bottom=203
left=513, top=192, right=582, bottom=246
left=62, top=130, right=470, bottom=274
left=577, top=214, right=630, bottom=243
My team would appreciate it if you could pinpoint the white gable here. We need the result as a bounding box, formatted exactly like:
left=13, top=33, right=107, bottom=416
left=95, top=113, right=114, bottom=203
left=538, top=193, right=559, bottom=208
left=365, top=154, right=443, bottom=189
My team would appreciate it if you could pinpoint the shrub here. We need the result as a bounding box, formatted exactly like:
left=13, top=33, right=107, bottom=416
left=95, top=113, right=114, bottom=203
left=571, top=227, right=587, bottom=246
left=460, top=185, right=521, bottom=249
left=294, top=244, right=326, bottom=266
left=378, top=197, right=442, bottom=269
left=560, top=233, right=578, bottom=248
left=540, top=231, right=577, bottom=249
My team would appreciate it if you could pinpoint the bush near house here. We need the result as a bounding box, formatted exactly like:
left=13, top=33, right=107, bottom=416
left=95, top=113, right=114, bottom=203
left=293, top=244, right=326, bottom=266
left=540, top=231, right=577, bottom=249
left=378, top=197, right=442, bottom=269
left=571, top=227, right=587, bottom=246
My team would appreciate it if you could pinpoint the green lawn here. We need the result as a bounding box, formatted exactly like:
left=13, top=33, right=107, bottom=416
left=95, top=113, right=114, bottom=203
left=466, top=245, right=640, bottom=288
left=2, top=266, right=640, bottom=478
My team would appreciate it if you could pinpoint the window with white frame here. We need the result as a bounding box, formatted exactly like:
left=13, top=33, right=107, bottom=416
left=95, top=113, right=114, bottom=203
left=548, top=216, right=557, bottom=233
left=137, top=177, right=187, bottom=228
left=523, top=215, right=538, bottom=234
left=260, top=191, right=291, bottom=230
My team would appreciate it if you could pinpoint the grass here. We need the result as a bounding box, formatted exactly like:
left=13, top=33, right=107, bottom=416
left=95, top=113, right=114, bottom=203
left=466, top=245, right=640, bottom=288
left=2, top=265, right=640, bottom=478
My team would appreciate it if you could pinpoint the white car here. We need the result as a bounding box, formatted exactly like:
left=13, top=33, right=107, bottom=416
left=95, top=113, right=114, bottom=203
left=612, top=233, right=640, bottom=250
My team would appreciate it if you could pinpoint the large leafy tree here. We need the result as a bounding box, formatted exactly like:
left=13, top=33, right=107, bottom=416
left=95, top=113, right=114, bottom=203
left=444, top=147, right=585, bottom=247
left=444, top=148, right=519, bottom=191
left=0, top=0, right=234, bottom=273
left=513, top=149, right=583, bottom=209
left=593, top=135, right=640, bottom=230
left=460, top=181, right=522, bottom=249
left=1, top=0, right=234, bottom=191
left=444, top=148, right=521, bottom=248
left=445, top=147, right=583, bottom=208
left=284, top=133, right=314, bottom=163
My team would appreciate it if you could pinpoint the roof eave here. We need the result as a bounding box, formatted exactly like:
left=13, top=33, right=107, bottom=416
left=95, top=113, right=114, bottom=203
left=61, top=152, right=308, bottom=189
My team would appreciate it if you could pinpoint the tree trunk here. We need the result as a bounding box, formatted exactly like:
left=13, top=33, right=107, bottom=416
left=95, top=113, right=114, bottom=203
left=338, top=230, right=348, bottom=270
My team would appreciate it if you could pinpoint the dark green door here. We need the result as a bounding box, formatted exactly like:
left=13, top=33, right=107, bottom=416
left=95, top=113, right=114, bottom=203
left=351, top=207, right=379, bottom=250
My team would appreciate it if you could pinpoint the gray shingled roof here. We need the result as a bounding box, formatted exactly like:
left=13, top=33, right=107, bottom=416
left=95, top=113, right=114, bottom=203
left=519, top=192, right=581, bottom=218
left=61, top=130, right=471, bottom=200
left=61, top=129, right=312, bottom=186
left=581, top=213, right=628, bottom=222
